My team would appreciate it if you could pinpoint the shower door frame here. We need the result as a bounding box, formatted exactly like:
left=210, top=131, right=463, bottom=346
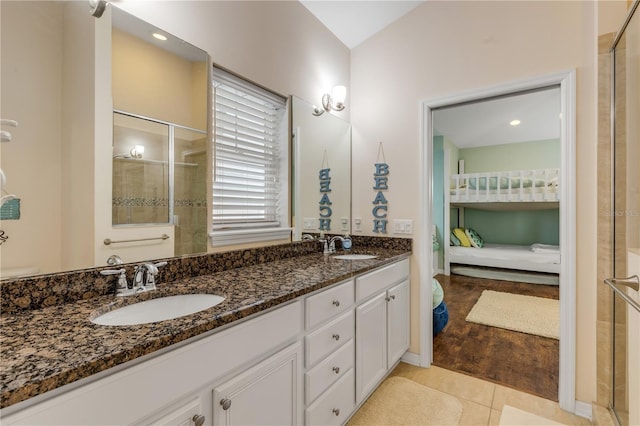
left=609, top=1, right=640, bottom=424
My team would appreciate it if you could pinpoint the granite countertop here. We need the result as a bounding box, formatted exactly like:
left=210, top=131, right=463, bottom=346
left=0, top=248, right=410, bottom=410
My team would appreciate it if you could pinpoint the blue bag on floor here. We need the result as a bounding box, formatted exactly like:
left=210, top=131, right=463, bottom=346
left=433, top=301, right=449, bottom=335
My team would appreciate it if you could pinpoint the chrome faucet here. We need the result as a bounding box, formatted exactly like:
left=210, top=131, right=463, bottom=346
left=133, top=261, right=167, bottom=292
left=301, top=233, right=316, bottom=241
left=101, top=261, right=167, bottom=296
left=328, top=236, right=345, bottom=254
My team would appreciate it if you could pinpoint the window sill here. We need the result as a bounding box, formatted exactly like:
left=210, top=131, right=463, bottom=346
left=209, top=227, right=292, bottom=247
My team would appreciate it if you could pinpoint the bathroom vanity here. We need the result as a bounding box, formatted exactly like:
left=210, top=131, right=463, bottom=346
left=0, top=244, right=410, bottom=425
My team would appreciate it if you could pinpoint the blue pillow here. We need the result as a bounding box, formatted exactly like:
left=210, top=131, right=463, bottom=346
left=450, top=230, right=461, bottom=246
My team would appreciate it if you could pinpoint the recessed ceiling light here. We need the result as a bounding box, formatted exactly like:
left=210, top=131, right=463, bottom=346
left=152, top=33, right=167, bottom=41
left=510, top=119, right=521, bottom=126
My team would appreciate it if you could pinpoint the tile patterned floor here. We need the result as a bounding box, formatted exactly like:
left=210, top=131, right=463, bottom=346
left=388, top=363, right=593, bottom=425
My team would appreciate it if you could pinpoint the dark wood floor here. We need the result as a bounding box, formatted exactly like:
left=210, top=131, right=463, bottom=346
left=433, top=273, right=560, bottom=401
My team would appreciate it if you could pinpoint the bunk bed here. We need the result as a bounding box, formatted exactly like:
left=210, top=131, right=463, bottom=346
left=443, top=161, right=561, bottom=276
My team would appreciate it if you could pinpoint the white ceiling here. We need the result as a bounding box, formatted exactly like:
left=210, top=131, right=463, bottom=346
left=433, top=87, right=562, bottom=148
left=299, top=0, right=425, bottom=49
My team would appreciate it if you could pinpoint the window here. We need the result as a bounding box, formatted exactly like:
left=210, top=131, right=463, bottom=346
left=210, top=67, right=290, bottom=246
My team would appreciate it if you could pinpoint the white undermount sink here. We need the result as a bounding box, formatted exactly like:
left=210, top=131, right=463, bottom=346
left=332, top=254, right=378, bottom=260
left=91, top=294, right=225, bottom=326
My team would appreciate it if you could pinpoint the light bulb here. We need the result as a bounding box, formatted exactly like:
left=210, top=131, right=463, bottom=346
left=332, top=86, right=347, bottom=105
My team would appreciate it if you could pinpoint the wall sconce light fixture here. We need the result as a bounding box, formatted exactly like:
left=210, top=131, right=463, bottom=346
left=89, top=0, right=107, bottom=18
left=130, top=145, right=145, bottom=159
left=313, top=85, right=347, bottom=116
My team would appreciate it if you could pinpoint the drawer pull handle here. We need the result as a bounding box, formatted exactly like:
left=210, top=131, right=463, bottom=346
left=220, top=398, right=232, bottom=410
left=332, top=408, right=340, bottom=416
left=332, top=333, right=340, bottom=341
left=332, top=299, right=340, bottom=307
left=192, top=414, right=206, bottom=426
left=332, top=366, right=340, bottom=374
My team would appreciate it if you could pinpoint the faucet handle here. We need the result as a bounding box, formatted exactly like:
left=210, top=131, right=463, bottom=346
left=100, top=268, right=131, bottom=295
left=106, top=255, right=123, bottom=266
left=100, top=268, right=125, bottom=276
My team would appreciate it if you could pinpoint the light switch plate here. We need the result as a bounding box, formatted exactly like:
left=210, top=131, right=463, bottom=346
left=393, top=219, right=413, bottom=235
left=303, top=217, right=317, bottom=230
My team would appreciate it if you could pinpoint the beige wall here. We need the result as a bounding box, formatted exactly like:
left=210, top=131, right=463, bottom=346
left=0, top=1, right=65, bottom=275
left=112, top=28, right=207, bottom=130
left=350, top=0, right=598, bottom=403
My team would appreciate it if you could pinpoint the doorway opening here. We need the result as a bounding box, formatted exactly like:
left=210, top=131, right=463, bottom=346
left=419, top=70, right=576, bottom=411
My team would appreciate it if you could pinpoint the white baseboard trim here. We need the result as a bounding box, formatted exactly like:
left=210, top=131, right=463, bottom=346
left=400, top=351, right=422, bottom=366
left=574, top=400, right=592, bottom=420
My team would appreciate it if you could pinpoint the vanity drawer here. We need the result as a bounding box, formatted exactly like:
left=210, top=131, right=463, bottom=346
left=305, top=339, right=354, bottom=405
left=305, top=279, right=354, bottom=329
left=305, top=368, right=355, bottom=426
left=356, top=259, right=409, bottom=302
left=305, top=311, right=354, bottom=367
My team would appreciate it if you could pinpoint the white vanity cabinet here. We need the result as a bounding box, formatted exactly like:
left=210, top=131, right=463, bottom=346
left=1, top=256, right=411, bottom=426
left=303, top=279, right=355, bottom=426
left=354, top=259, right=410, bottom=404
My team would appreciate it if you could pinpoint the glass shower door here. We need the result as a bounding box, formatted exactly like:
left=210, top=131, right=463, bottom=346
left=611, top=2, right=640, bottom=425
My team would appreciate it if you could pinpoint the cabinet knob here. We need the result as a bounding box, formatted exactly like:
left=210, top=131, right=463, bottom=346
left=192, top=414, right=205, bottom=426
left=391, top=295, right=396, bottom=300
left=220, top=398, right=232, bottom=410
left=332, top=408, right=340, bottom=416
left=332, top=299, right=340, bottom=307
left=332, top=333, right=340, bottom=341
left=332, top=366, right=340, bottom=374
left=385, top=296, right=391, bottom=302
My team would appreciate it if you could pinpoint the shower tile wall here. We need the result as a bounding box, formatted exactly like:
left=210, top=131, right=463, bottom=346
left=112, top=159, right=170, bottom=224
left=597, top=32, right=614, bottom=408
left=174, top=138, right=207, bottom=256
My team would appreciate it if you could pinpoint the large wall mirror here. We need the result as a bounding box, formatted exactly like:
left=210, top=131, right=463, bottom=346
left=0, top=1, right=210, bottom=278
left=0, top=2, right=351, bottom=280
left=291, top=96, right=351, bottom=240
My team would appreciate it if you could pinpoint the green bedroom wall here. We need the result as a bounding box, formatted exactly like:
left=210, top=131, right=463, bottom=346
left=464, top=208, right=560, bottom=245
left=433, top=136, right=459, bottom=271
left=433, top=136, right=444, bottom=269
left=459, top=139, right=560, bottom=172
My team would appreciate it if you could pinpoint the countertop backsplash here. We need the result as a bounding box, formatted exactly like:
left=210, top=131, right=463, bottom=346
left=0, top=235, right=412, bottom=315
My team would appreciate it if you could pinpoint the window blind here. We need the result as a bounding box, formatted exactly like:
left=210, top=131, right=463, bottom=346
left=212, top=68, right=286, bottom=231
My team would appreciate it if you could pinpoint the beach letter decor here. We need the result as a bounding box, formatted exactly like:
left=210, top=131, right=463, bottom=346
left=372, top=162, right=389, bottom=233
left=319, top=168, right=332, bottom=231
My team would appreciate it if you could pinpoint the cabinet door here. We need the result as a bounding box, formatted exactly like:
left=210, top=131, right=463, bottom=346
left=355, top=292, right=387, bottom=404
left=138, top=398, right=204, bottom=426
left=212, top=343, right=302, bottom=426
left=387, top=279, right=410, bottom=367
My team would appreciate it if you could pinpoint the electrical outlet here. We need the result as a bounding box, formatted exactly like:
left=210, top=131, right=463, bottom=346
left=354, top=217, right=362, bottom=232
left=393, top=219, right=413, bottom=235
left=341, top=217, right=348, bottom=231
left=303, top=217, right=317, bottom=230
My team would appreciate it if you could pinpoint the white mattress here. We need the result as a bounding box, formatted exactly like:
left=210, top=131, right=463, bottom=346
left=448, top=243, right=560, bottom=273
